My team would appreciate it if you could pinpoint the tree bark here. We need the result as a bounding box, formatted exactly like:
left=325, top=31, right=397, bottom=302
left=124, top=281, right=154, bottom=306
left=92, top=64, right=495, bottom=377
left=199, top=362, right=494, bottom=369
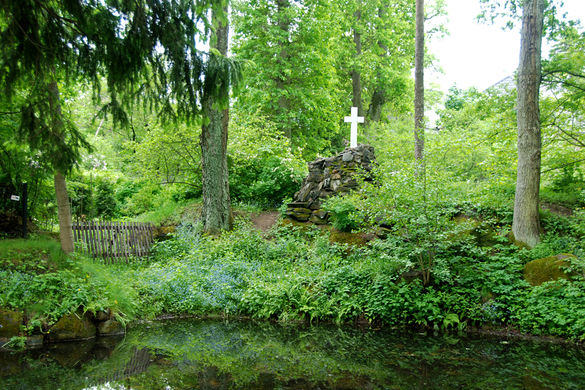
left=54, top=171, right=74, bottom=252
left=276, top=0, right=291, bottom=138
left=47, top=78, right=75, bottom=253
left=200, top=4, right=232, bottom=235
left=368, top=89, right=384, bottom=123
left=512, top=0, right=544, bottom=248
left=351, top=9, right=363, bottom=117
left=414, top=0, right=424, bottom=162
left=368, top=6, right=389, bottom=123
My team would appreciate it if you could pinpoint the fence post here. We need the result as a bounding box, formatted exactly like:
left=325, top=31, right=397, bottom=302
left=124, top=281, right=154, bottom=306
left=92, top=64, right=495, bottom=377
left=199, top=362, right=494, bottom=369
left=21, top=183, right=28, bottom=238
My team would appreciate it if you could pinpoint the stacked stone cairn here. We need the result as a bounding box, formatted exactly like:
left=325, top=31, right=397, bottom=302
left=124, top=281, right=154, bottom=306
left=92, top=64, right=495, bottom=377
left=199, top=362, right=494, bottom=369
left=286, top=144, right=376, bottom=224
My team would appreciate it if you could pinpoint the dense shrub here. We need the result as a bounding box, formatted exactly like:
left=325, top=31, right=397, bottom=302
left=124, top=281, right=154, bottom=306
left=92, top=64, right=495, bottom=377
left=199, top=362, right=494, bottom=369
left=228, top=116, right=306, bottom=207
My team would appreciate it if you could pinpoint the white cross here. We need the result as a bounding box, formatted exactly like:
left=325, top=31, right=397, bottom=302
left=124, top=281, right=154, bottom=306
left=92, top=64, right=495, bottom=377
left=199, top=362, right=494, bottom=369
left=344, top=106, right=364, bottom=148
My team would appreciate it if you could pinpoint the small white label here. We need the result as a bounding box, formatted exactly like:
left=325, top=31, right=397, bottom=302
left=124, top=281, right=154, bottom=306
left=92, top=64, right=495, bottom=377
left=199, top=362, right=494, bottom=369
left=10, top=195, right=20, bottom=201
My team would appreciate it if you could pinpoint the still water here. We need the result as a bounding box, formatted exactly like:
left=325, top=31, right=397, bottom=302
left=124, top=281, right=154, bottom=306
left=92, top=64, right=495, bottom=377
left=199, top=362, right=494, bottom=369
left=2, top=318, right=585, bottom=389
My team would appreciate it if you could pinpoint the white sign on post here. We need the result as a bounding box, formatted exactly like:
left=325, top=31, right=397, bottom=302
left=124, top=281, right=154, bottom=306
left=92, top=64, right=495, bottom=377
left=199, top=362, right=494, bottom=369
left=10, top=195, right=20, bottom=201
left=344, top=106, right=364, bottom=148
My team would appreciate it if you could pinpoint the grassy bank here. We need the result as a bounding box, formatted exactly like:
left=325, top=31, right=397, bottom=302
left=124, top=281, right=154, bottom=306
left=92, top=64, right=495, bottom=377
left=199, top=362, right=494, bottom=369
left=125, top=219, right=585, bottom=340
left=3, top=212, right=585, bottom=342
left=0, top=236, right=137, bottom=336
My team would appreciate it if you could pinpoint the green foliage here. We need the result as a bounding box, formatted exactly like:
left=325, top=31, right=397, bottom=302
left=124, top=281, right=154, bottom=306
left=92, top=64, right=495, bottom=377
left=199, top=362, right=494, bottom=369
left=516, top=279, right=585, bottom=340
left=5, top=335, right=27, bottom=350
left=334, top=0, right=416, bottom=118
left=1, top=0, right=585, bottom=346
left=0, top=236, right=68, bottom=273
left=322, top=196, right=360, bottom=232
left=228, top=115, right=306, bottom=207
left=94, top=179, right=117, bottom=219
left=121, top=222, right=533, bottom=336
left=0, top=0, right=242, bottom=125
left=232, top=0, right=343, bottom=157
left=131, top=120, right=203, bottom=194
left=0, top=236, right=138, bottom=331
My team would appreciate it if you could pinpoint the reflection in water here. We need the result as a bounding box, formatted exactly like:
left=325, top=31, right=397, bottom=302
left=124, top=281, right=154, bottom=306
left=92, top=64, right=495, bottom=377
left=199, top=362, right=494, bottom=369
left=2, top=319, right=585, bottom=389
left=96, top=347, right=152, bottom=386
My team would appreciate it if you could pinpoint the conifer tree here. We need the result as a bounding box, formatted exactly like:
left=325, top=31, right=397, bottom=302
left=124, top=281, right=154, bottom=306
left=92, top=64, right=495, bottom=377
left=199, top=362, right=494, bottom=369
left=0, top=0, right=241, bottom=248
left=201, top=3, right=233, bottom=234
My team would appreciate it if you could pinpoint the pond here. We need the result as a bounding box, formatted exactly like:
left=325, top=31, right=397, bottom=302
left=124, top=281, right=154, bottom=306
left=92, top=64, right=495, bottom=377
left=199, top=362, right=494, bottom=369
left=1, top=318, right=585, bottom=389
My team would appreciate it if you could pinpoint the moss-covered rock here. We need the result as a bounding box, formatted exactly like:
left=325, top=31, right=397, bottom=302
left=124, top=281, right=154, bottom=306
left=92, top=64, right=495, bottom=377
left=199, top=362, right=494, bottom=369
left=95, top=309, right=111, bottom=322
left=154, top=225, right=177, bottom=239
left=48, top=312, right=96, bottom=342
left=523, top=253, right=575, bottom=286
left=452, top=214, right=498, bottom=247
left=329, top=230, right=372, bottom=247
left=25, top=335, right=44, bottom=349
left=0, top=309, right=23, bottom=338
left=97, top=319, right=125, bottom=336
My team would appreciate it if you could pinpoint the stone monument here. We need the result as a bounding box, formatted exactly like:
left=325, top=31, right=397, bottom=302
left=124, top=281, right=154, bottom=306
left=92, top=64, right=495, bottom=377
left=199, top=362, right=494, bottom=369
left=286, top=107, right=375, bottom=224
left=286, top=144, right=376, bottom=224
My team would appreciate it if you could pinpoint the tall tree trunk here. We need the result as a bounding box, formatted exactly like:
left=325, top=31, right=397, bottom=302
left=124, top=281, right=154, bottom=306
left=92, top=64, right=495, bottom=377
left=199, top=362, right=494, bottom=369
left=368, top=89, right=384, bottom=123
left=276, top=0, right=291, bottom=138
left=368, top=6, right=389, bottom=123
left=54, top=171, right=74, bottom=252
left=200, top=3, right=232, bottom=235
left=351, top=9, right=363, bottom=117
left=47, top=78, right=74, bottom=253
left=512, top=0, right=544, bottom=248
left=414, top=0, right=424, bottom=162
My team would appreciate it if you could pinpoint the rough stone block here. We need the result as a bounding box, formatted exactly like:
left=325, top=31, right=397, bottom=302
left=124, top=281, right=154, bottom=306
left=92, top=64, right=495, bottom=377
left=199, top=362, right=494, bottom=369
left=95, top=309, right=111, bottom=322
left=296, top=186, right=313, bottom=202
left=330, top=179, right=342, bottom=192
left=288, top=201, right=308, bottom=208
left=309, top=214, right=328, bottom=225
left=292, top=207, right=312, bottom=215
left=48, top=312, right=96, bottom=342
left=97, top=319, right=125, bottom=336
left=342, top=152, right=354, bottom=162
left=329, top=231, right=368, bottom=247
left=26, top=335, right=44, bottom=348
left=307, top=171, right=324, bottom=182
left=308, top=199, right=321, bottom=210
left=0, top=309, right=23, bottom=338
left=288, top=145, right=377, bottom=226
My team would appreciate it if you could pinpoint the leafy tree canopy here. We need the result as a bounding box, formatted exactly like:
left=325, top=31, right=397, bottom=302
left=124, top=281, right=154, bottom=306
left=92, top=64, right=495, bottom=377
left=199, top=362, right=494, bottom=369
left=0, top=0, right=242, bottom=172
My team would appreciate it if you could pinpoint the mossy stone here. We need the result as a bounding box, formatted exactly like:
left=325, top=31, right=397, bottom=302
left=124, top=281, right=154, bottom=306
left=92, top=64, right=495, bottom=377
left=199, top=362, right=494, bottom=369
left=155, top=225, right=176, bottom=239
left=95, top=309, right=111, bottom=322
left=452, top=215, right=497, bottom=247
left=48, top=312, right=96, bottom=342
left=523, top=253, right=575, bottom=286
left=25, top=335, right=44, bottom=349
left=0, top=309, right=23, bottom=338
left=309, top=212, right=328, bottom=225
left=329, top=230, right=368, bottom=247
left=97, top=319, right=125, bottom=336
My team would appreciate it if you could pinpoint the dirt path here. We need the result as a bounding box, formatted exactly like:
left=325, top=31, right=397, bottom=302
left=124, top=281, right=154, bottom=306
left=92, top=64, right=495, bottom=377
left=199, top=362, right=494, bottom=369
left=250, top=211, right=280, bottom=233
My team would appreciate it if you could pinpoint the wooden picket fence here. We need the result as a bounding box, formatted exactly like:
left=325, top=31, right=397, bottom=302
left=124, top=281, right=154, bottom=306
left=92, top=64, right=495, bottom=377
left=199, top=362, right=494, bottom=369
left=92, top=347, right=152, bottom=386
left=72, top=221, right=156, bottom=263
